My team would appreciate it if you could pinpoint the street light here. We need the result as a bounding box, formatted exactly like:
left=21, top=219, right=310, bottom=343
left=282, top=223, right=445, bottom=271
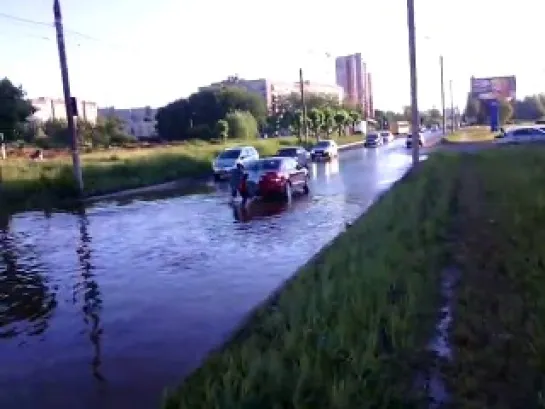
left=407, top=0, right=419, bottom=165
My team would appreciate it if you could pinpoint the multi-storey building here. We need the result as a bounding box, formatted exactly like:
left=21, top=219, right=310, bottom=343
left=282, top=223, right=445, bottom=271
left=30, top=97, right=98, bottom=124
left=199, top=76, right=344, bottom=112
left=335, top=53, right=374, bottom=118
left=97, top=106, right=158, bottom=139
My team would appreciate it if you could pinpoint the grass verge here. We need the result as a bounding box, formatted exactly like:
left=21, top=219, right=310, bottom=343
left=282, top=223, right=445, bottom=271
left=0, top=135, right=362, bottom=212
left=444, top=126, right=496, bottom=143
left=444, top=146, right=545, bottom=408
left=162, top=154, right=461, bottom=409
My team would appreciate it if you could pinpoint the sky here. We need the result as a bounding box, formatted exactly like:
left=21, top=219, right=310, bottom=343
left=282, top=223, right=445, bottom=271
left=1, top=0, right=544, bottom=112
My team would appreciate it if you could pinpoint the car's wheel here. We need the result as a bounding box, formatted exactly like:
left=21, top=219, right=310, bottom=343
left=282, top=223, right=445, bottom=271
left=283, top=182, right=292, bottom=201
left=213, top=174, right=222, bottom=182
left=303, top=179, right=310, bottom=194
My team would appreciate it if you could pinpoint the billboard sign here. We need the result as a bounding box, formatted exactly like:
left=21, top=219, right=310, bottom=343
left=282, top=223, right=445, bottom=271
left=470, top=76, right=516, bottom=101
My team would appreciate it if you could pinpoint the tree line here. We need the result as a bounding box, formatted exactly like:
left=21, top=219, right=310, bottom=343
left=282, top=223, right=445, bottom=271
left=0, top=77, right=135, bottom=149
left=464, top=94, right=545, bottom=125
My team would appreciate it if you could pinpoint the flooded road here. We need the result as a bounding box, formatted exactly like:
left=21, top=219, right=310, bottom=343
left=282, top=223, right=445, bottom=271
left=0, top=140, right=418, bottom=409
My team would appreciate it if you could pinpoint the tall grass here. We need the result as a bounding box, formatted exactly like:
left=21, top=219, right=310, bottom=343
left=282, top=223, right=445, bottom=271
left=0, top=135, right=361, bottom=211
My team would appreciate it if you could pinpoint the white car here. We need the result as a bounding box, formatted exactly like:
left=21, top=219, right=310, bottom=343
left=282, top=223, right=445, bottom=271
left=406, top=133, right=425, bottom=148
left=212, top=146, right=259, bottom=180
left=310, top=140, right=338, bottom=160
left=380, top=131, right=395, bottom=143
left=496, top=126, right=545, bottom=145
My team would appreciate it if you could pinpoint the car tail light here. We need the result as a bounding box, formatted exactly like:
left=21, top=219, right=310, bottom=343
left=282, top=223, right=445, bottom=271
left=263, top=171, right=283, bottom=181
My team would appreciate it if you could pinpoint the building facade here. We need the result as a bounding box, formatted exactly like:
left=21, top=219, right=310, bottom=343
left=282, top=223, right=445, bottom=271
left=199, top=76, right=344, bottom=112
left=97, top=106, right=157, bottom=139
left=335, top=53, right=374, bottom=118
left=30, top=97, right=98, bottom=124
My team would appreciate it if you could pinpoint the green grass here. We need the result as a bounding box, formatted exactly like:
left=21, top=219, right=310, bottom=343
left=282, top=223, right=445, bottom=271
left=444, top=147, right=545, bottom=408
left=444, top=126, right=495, bottom=143
left=0, top=135, right=363, bottom=212
left=162, top=154, right=461, bottom=409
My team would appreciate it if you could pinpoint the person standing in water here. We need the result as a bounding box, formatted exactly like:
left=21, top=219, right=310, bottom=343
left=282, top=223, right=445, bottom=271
left=230, top=162, right=244, bottom=200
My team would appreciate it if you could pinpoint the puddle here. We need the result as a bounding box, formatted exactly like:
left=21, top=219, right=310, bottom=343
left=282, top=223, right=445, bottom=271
left=418, top=266, right=460, bottom=408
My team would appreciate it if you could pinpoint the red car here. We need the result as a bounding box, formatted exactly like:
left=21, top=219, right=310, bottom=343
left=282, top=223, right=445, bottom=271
left=244, top=157, right=310, bottom=200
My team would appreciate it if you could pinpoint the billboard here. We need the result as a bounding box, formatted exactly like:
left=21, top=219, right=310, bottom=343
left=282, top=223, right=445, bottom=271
left=470, top=76, right=516, bottom=100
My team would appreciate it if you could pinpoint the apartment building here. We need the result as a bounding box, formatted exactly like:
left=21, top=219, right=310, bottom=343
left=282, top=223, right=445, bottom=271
left=335, top=53, right=374, bottom=118
left=30, top=97, right=98, bottom=124
left=199, top=76, right=344, bottom=111
left=97, top=106, right=157, bottom=139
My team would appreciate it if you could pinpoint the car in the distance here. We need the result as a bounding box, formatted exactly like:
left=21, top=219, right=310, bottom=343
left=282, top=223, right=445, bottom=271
left=212, top=146, right=259, bottom=181
left=244, top=157, right=309, bottom=200
left=380, top=131, right=395, bottom=143
left=496, top=126, right=545, bottom=144
left=364, top=132, right=384, bottom=148
left=275, top=146, right=310, bottom=168
left=405, top=133, right=425, bottom=149
left=310, top=140, right=338, bottom=161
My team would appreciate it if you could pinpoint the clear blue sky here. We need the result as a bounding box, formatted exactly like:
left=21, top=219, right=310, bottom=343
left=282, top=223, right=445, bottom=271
left=1, top=0, right=544, bottom=111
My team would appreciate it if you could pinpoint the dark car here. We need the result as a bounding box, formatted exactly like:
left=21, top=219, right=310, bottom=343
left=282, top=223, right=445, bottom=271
left=276, top=146, right=310, bottom=168
left=364, top=132, right=383, bottom=148
left=244, top=157, right=309, bottom=200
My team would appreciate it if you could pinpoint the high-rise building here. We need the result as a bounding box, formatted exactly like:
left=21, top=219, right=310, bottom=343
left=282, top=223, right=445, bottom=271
left=335, top=53, right=374, bottom=118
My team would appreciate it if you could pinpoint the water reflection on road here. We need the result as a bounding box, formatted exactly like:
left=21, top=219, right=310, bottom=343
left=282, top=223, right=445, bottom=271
left=0, top=140, right=415, bottom=409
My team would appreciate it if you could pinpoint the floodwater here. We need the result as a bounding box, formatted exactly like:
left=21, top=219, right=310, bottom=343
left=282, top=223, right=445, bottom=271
left=0, top=140, right=420, bottom=409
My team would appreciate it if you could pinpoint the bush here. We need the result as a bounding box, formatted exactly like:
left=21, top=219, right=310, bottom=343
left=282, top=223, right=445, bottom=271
left=226, top=110, right=259, bottom=140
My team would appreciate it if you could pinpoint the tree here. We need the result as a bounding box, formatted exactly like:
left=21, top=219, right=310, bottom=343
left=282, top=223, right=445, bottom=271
left=307, top=108, right=323, bottom=141
left=499, top=98, right=514, bottom=125
left=225, top=110, right=258, bottom=140
left=322, top=107, right=335, bottom=138
left=0, top=78, right=36, bottom=142
left=348, top=110, right=362, bottom=127
left=215, top=120, right=229, bottom=142
left=464, top=96, right=481, bottom=123
left=334, top=110, right=348, bottom=136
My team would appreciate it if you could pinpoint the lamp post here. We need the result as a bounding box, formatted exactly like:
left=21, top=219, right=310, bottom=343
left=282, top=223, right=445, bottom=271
left=407, top=0, right=419, bottom=165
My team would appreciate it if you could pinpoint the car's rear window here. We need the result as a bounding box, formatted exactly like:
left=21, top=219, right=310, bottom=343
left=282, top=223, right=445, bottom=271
left=380, top=132, right=390, bottom=136
left=277, top=148, right=298, bottom=156
left=367, top=133, right=379, bottom=138
left=315, top=141, right=331, bottom=148
left=218, top=149, right=241, bottom=159
left=246, top=159, right=282, bottom=171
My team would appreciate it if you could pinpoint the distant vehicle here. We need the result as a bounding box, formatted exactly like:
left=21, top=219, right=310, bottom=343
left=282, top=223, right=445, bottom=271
left=244, top=157, right=309, bottom=200
left=391, top=121, right=411, bottom=135
left=212, top=146, right=259, bottom=181
left=405, top=133, right=425, bottom=149
left=380, top=131, right=395, bottom=143
left=496, top=126, right=545, bottom=144
left=354, top=120, right=367, bottom=135
left=276, top=146, right=310, bottom=168
left=536, top=119, right=545, bottom=125
left=364, top=132, right=384, bottom=148
left=310, top=140, right=338, bottom=161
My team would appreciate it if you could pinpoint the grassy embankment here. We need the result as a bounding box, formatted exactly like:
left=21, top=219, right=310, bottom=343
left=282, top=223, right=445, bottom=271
left=443, top=126, right=496, bottom=143
left=0, top=135, right=362, bottom=211
left=163, top=145, right=545, bottom=409
left=163, top=153, right=461, bottom=408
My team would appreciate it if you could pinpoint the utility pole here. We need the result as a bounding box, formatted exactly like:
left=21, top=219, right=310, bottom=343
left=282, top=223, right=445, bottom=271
left=440, top=55, right=446, bottom=135
left=54, top=0, right=83, bottom=193
left=449, top=79, right=455, bottom=133
left=299, top=68, right=309, bottom=143
left=407, top=0, right=419, bottom=165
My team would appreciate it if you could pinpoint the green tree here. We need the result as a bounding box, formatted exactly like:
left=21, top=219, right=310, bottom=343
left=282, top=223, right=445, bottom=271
left=0, top=78, right=36, bottom=141
left=322, top=107, right=335, bottom=137
left=308, top=108, right=323, bottom=141
left=215, top=119, right=229, bottom=142
left=334, top=110, right=348, bottom=136
left=499, top=98, right=514, bottom=125
left=226, top=110, right=258, bottom=140
left=348, top=110, right=362, bottom=128
left=464, top=96, right=481, bottom=123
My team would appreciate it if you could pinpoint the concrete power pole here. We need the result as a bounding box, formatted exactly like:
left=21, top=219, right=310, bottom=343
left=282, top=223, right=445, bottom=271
left=407, top=0, right=419, bottom=165
left=299, top=68, right=309, bottom=143
left=440, top=55, right=446, bottom=135
left=53, top=0, right=84, bottom=193
left=449, top=79, right=455, bottom=133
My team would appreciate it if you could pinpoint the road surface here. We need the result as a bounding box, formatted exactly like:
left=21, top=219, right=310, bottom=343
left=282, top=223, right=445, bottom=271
left=0, top=138, right=429, bottom=409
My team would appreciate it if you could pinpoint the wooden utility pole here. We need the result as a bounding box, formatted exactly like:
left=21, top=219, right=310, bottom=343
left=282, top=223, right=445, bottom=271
left=299, top=68, right=309, bottom=143
left=450, top=79, right=455, bottom=132
left=407, top=0, right=419, bottom=165
left=54, top=0, right=83, bottom=193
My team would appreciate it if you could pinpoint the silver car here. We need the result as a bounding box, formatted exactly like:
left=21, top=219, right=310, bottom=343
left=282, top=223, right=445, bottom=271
left=276, top=146, right=310, bottom=168
left=212, top=146, right=259, bottom=181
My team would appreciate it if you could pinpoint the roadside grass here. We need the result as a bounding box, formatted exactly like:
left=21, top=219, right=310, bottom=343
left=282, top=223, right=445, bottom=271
left=162, top=154, right=461, bottom=409
left=0, top=135, right=362, bottom=212
left=444, top=126, right=496, bottom=143
left=444, top=146, right=545, bottom=408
